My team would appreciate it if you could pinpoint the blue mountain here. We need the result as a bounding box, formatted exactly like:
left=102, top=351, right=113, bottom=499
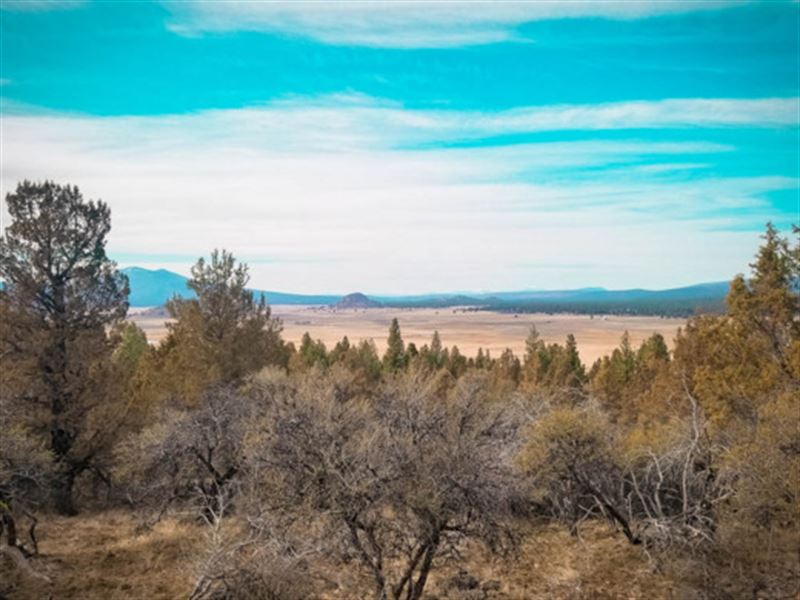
left=122, top=267, right=195, bottom=307
left=121, top=267, right=341, bottom=307
left=122, top=266, right=730, bottom=316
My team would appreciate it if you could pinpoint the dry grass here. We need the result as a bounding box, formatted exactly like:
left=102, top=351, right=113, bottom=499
left=0, top=511, right=199, bottom=600
left=132, top=306, right=685, bottom=366
left=2, top=513, right=679, bottom=599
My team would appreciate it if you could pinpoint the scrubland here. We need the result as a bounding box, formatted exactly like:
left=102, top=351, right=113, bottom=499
left=4, top=512, right=683, bottom=599
left=1, top=184, right=798, bottom=600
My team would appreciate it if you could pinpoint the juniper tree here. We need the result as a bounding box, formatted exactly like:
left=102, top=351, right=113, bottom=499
left=153, top=249, right=286, bottom=404
left=0, top=181, right=129, bottom=514
left=382, top=317, right=406, bottom=372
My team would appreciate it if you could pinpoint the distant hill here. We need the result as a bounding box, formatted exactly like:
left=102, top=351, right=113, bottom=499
left=123, top=267, right=195, bottom=307
left=333, top=293, right=382, bottom=309
left=377, top=282, right=730, bottom=316
left=122, top=267, right=341, bottom=307
left=121, top=266, right=729, bottom=316
left=489, top=281, right=730, bottom=317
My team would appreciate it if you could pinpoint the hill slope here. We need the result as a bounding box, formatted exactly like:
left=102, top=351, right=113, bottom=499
left=121, top=267, right=341, bottom=307
left=333, top=292, right=383, bottom=309
left=123, top=267, right=195, bottom=307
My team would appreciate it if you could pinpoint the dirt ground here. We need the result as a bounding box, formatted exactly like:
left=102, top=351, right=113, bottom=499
left=131, top=306, right=686, bottom=366
left=1, top=511, right=680, bottom=599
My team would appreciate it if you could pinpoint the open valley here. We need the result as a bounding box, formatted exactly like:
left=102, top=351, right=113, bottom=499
left=131, top=306, right=686, bottom=366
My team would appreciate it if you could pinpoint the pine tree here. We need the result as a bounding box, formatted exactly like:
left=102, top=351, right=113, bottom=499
left=159, top=249, right=285, bottom=402
left=383, top=318, right=407, bottom=372
left=0, top=181, right=129, bottom=514
left=523, top=325, right=548, bottom=385
left=475, top=348, right=486, bottom=369
left=428, top=330, right=444, bottom=368
left=563, top=334, right=586, bottom=386
left=330, top=336, right=351, bottom=363
left=448, top=345, right=468, bottom=377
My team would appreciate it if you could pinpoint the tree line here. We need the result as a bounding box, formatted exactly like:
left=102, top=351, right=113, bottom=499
left=1, top=181, right=798, bottom=599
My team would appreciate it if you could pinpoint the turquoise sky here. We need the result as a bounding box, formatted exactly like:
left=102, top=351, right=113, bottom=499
left=1, top=1, right=798, bottom=293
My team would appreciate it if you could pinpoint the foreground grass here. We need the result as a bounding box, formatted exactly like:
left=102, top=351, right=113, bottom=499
left=2, top=511, right=680, bottom=599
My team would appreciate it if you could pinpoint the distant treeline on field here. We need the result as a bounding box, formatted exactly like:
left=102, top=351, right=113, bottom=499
left=379, top=282, right=729, bottom=317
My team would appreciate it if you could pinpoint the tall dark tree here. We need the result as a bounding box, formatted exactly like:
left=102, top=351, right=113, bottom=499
left=727, top=222, right=800, bottom=378
left=382, top=317, right=406, bottom=372
left=426, top=330, right=444, bottom=369
left=0, top=181, right=129, bottom=514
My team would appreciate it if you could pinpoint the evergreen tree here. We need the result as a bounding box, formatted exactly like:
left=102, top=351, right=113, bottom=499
left=295, top=332, right=328, bottom=369
left=447, top=345, right=468, bottom=377
left=522, top=325, right=551, bottom=386
left=475, top=348, right=487, bottom=369
left=426, top=330, right=444, bottom=369
left=383, top=318, right=406, bottom=372
left=355, top=340, right=383, bottom=384
left=727, top=222, right=800, bottom=377
left=158, top=249, right=285, bottom=403
left=0, top=181, right=129, bottom=514
left=330, top=336, right=351, bottom=363
left=636, top=332, right=669, bottom=365
left=561, top=333, right=586, bottom=387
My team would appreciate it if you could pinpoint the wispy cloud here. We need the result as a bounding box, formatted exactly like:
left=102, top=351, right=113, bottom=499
left=4, top=95, right=789, bottom=155
left=0, top=0, right=84, bottom=12
left=164, top=1, right=748, bottom=48
left=1, top=94, right=795, bottom=292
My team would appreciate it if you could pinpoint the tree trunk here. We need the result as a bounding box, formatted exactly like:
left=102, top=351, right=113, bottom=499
left=53, top=468, right=78, bottom=516
left=1, top=505, right=18, bottom=547
left=409, top=538, right=439, bottom=600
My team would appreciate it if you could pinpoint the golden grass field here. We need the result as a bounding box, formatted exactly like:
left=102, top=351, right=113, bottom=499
left=131, top=306, right=686, bottom=366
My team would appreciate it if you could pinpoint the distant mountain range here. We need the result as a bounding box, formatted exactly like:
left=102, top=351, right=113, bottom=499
left=122, top=267, right=730, bottom=317
left=122, top=267, right=341, bottom=307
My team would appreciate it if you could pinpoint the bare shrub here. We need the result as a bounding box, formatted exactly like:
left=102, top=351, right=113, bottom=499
left=115, top=385, right=255, bottom=522
left=248, top=369, right=523, bottom=600
left=188, top=486, right=310, bottom=600
left=0, top=395, right=53, bottom=553
left=520, top=394, right=732, bottom=553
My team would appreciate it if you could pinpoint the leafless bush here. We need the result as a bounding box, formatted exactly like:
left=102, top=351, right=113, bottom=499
left=623, top=395, right=733, bottom=552
left=247, top=369, right=524, bottom=600
left=521, top=394, right=732, bottom=554
left=0, top=398, right=53, bottom=585
left=0, top=397, right=53, bottom=553
left=188, top=481, right=311, bottom=600
left=115, top=385, right=255, bottom=523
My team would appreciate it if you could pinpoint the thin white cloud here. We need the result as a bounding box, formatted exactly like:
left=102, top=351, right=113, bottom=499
left=0, top=0, right=84, bottom=11
left=1, top=95, right=795, bottom=293
left=164, top=1, right=749, bottom=48
left=3, top=95, right=789, bottom=158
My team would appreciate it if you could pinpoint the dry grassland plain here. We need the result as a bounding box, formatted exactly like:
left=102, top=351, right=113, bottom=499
left=131, top=306, right=686, bottom=366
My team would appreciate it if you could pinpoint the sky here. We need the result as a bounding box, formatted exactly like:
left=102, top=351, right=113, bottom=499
left=0, top=0, right=798, bottom=294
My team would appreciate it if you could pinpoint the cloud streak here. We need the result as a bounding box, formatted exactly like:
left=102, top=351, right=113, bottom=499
left=165, top=1, right=749, bottom=48
left=0, top=0, right=84, bottom=12
left=5, top=95, right=790, bottom=154
left=1, top=94, right=796, bottom=293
